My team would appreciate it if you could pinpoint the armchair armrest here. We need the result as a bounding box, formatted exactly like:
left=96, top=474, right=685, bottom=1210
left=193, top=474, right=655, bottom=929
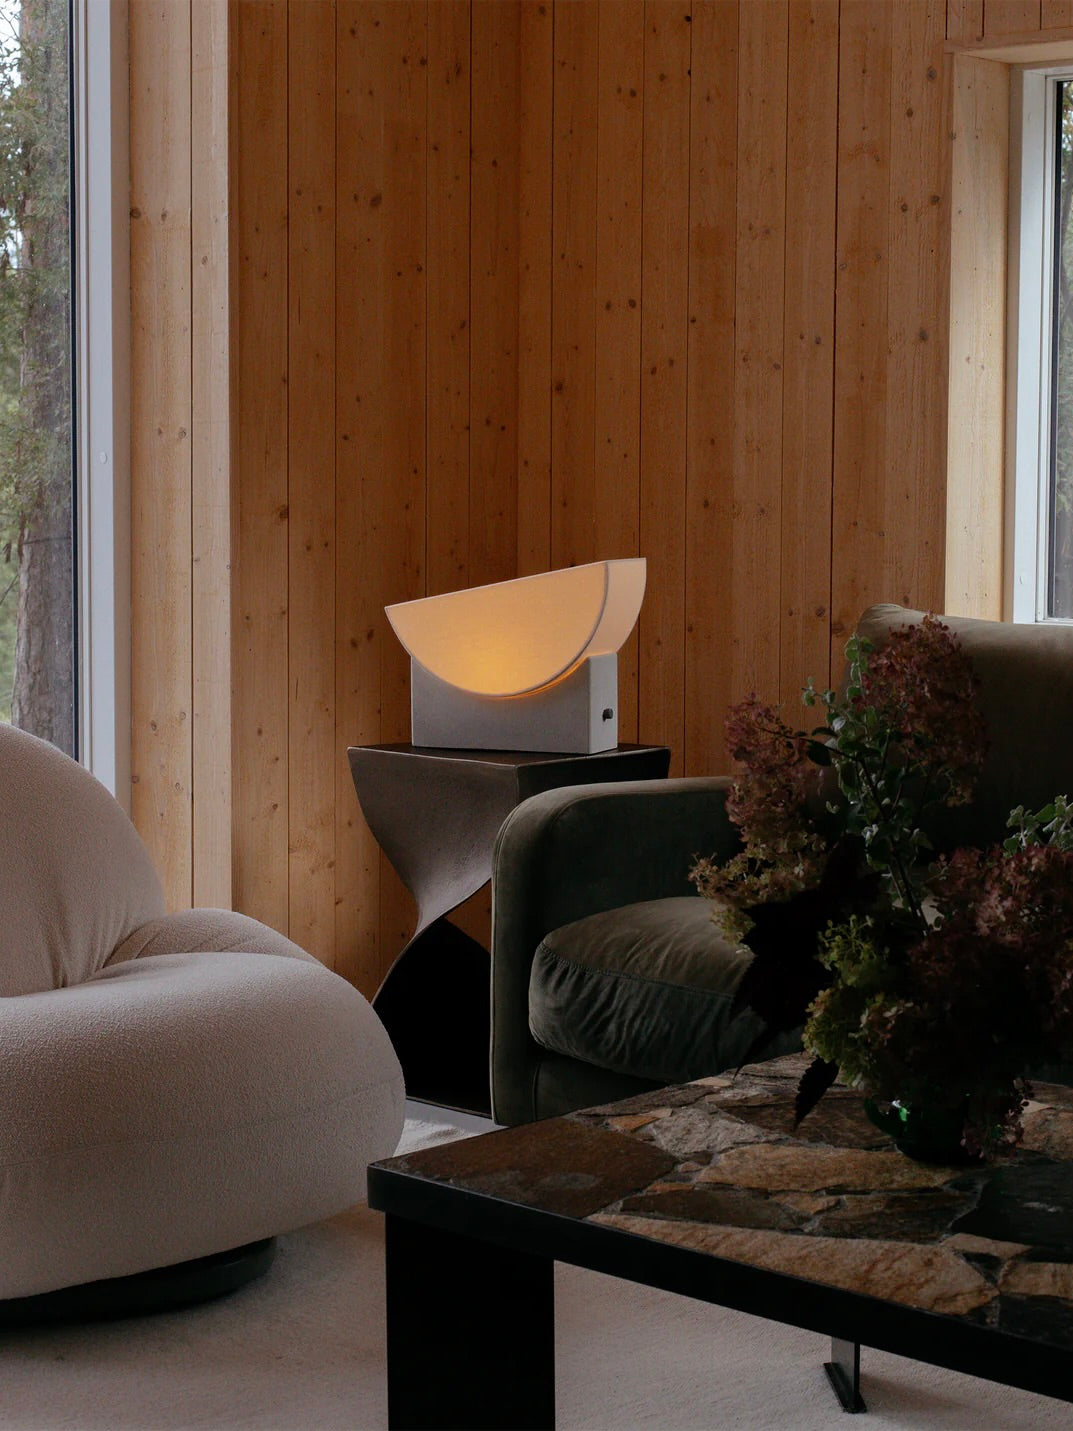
left=490, top=775, right=737, bottom=1123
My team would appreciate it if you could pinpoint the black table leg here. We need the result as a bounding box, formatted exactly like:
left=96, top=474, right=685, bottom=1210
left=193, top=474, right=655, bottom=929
left=384, top=1214, right=555, bottom=1430
left=824, top=1336, right=866, bottom=1413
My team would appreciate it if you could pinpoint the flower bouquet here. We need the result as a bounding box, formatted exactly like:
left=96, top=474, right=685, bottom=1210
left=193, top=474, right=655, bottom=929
left=691, top=616, right=1073, bottom=1160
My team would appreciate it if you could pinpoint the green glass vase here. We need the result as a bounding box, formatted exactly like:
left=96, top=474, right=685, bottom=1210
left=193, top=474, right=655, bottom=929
left=863, top=1096, right=980, bottom=1165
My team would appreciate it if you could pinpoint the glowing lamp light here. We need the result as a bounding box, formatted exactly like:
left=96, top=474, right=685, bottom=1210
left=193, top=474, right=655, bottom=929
left=386, top=558, right=647, bottom=753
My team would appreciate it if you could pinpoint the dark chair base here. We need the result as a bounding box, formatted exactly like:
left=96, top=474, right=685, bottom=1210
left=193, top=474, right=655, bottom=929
left=0, top=1237, right=276, bottom=1326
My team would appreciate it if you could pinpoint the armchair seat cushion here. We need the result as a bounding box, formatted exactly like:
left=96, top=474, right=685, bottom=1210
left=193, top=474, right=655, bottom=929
left=528, top=896, right=800, bottom=1087
left=0, top=946, right=404, bottom=1301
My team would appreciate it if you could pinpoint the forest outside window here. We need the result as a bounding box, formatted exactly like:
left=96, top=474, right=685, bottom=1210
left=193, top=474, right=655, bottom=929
left=1010, top=65, right=1073, bottom=625
left=0, top=0, right=128, bottom=798
left=0, top=0, right=75, bottom=753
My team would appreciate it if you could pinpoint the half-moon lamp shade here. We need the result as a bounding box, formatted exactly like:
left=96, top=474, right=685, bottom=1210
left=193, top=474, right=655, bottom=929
left=385, top=558, right=647, bottom=697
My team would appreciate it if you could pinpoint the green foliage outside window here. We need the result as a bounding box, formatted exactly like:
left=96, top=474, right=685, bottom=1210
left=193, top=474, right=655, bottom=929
left=0, top=0, right=73, bottom=751
left=1053, top=82, right=1073, bottom=618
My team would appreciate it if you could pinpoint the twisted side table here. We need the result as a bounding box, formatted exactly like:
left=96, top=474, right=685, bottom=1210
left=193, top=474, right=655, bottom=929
left=348, top=743, right=670, bottom=1115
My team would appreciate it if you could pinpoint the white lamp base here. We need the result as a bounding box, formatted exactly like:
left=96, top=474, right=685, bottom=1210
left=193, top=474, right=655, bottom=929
left=409, top=653, right=619, bottom=754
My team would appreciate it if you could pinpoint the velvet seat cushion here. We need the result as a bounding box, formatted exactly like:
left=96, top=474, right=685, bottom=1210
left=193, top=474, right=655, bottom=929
left=528, top=895, right=800, bottom=1087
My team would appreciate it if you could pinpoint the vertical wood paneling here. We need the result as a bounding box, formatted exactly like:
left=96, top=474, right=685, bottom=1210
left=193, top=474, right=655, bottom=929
left=470, top=1, right=519, bottom=587
left=551, top=1, right=599, bottom=570
left=638, top=0, right=690, bottom=773
left=287, top=0, right=336, bottom=965
left=331, top=4, right=428, bottom=978
left=426, top=0, right=471, bottom=597
left=885, top=0, right=949, bottom=618
left=732, top=0, right=787, bottom=708
left=685, top=0, right=737, bottom=773
left=947, top=0, right=984, bottom=40
left=516, top=1, right=554, bottom=577
left=334, top=1, right=388, bottom=989
left=131, top=0, right=1020, bottom=984
left=594, top=0, right=643, bottom=742
left=231, top=0, right=289, bottom=935
left=831, top=0, right=893, bottom=668
left=378, top=1, right=428, bottom=731
left=946, top=56, right=1009, bottom=618
left=191, top=0, right=231, bottom=909
left=780, top=0, right=837, bottom=707
left=130, top=0, right=193, bottom=908
left=1041, top=0, right=1073, bottom=27
left=982, top=0, right=1042, bottom=33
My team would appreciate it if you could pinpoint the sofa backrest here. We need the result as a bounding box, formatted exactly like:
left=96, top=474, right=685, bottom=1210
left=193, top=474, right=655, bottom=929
left=852, top=603, right=1073, bottom=851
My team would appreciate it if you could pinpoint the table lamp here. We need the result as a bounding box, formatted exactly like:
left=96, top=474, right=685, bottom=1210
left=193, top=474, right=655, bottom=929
left=385, top=558, right=647, bottom=753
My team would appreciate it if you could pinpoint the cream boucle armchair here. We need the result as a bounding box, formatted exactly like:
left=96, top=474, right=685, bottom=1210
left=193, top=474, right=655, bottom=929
left=0, top=722, right=404, bottom=1318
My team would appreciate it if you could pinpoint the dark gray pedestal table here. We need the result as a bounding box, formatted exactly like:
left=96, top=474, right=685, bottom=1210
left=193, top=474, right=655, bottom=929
left=348, top=742, right=670, bottom=1115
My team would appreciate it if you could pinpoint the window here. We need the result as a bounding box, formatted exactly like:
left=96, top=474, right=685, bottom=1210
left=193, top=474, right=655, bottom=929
left=0, top=0, right=75, bottom=752
left=1009, top=65, right=1073, bottom=624
left=0, top=0, right=128, bottom=793
left=72, top=0, right=129, bottom=803
left=1050, top=79, right=1073, bottom=619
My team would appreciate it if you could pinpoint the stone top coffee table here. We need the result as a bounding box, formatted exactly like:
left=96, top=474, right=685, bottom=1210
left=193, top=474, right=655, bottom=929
left=368, top=1054, right=1073, bottom=1430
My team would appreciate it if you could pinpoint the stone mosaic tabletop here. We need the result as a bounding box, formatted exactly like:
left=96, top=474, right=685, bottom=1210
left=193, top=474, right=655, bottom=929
left=384, top=1054, right=1073, bottom=1350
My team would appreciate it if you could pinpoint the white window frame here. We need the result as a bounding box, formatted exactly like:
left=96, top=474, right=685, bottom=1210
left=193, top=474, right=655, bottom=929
left=72, top=0, right=130, bottom=807
left=1008, top=64, right=1073, bottom=626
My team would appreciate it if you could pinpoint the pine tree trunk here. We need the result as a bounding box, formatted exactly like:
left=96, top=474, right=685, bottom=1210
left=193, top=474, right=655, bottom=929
left=11, top=484, right=72, bottom=752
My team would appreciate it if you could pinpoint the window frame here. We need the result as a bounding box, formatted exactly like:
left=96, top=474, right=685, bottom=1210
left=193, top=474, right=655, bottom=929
left=72, top=0, right=130, bottom=807
left=1008, top=63, right=1073, bottom=626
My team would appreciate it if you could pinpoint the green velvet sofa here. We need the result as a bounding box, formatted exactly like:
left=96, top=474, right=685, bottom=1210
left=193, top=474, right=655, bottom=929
left=489, top=603, right=1073, bottom=1126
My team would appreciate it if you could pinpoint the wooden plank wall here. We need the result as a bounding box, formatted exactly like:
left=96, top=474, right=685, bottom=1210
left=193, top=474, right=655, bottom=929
left=946, top=53, right=1009, bottom=620
left=131, top=0, right=1068, bottom=990
left=130, top=0, right=230, bottom=910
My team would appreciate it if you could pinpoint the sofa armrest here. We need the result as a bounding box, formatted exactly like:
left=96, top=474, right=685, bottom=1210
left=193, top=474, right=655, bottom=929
left=490, top=775, right=737, bottom=1123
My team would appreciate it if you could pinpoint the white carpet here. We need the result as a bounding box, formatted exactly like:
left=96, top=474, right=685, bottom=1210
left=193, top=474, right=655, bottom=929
left=0, top=1118, right=1068, bottom=1431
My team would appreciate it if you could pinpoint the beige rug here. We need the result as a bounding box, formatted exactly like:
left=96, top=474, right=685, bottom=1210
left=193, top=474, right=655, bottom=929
left=1, top=1120, right=1069, bottom=1430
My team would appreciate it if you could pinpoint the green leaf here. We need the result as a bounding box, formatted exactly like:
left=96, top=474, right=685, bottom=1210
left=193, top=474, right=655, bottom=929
left=794, top=1056, right=840, bottom=1126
